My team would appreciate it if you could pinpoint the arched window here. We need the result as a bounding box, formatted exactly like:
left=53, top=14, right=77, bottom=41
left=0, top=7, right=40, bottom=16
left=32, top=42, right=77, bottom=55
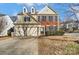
left=31, top=7, right=35, bottom=14
left=24, top=8, right=26, bottom=12
left=23, top=7, right=27, bottom=13
left=32, top=8, right=34, bottom=13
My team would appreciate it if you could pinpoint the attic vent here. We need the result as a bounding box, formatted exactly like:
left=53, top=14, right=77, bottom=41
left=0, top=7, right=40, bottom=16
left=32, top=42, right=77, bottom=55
left=31, top=7, right=35, bottom=14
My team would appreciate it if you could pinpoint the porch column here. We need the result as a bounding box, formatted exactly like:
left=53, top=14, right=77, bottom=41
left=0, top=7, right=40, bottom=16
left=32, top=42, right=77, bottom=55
left=37, top=26, right=39, bottom=37
left=44, top=26, right=46, bottom=36
left=57, top=15, right=60, bottom=31
left=14, top=26, right=16, bottom=37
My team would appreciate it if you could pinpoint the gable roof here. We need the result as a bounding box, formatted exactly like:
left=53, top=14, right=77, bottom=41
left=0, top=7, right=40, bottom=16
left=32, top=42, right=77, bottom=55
left=10, top=16, right=17, bottom=22
left=0, top=13, right=6, bottom=16
left=38, top=6, right=57, bottom=15
left=17, top=12, right=24, bottom=15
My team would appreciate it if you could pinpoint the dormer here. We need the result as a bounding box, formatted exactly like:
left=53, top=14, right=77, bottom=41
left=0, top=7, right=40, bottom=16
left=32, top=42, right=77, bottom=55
left=23, top=7, right=28, bottom=14
left=31, top=7, right=36, bottom=14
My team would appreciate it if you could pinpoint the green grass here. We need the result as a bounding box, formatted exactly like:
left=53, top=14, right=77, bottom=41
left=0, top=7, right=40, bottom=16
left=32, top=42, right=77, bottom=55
left=65, top=43, right=79, bottom=55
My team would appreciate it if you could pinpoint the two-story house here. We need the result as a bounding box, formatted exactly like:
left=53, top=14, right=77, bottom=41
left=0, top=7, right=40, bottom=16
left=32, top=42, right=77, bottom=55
left=14, top=6, right=60, bottom=37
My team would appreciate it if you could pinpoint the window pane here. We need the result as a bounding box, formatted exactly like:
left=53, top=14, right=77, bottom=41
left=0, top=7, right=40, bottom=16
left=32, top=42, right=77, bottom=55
left=24, top=8, right=26, bottom=12
left=32, top=9, right=34, bottom=12
left=41, top=16, right=46, bottom=21
left=24, top=16, right=30, bottom=22
left=28, top=17, right=30, bottom=21
left=38, top=16, right=40, bottom=21
left=49, top=16, right=53, bottom=21
left=55, top=16, right=57, bottom=21
left=24, top=17, right=27, bottom=22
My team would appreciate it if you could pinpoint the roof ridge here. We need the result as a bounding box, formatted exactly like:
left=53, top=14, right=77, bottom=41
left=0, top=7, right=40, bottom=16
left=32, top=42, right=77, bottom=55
left=38, top=5, right=58, bottom=14
left=46, top=5, right=58, bottom=15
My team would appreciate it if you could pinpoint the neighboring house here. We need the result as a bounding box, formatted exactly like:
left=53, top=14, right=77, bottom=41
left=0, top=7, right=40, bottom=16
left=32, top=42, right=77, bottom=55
left=10, top=16, right=17, bottom=22
left=14, top=6, right=60, bottom=37
left=62, top=20, right=79, bottom=32
left=0, top=14, right=14, bottom=36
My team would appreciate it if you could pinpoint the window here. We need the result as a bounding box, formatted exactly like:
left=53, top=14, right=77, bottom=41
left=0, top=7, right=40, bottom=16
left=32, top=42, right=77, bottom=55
left=27, top=17, right=30, bottom=21
left=55, top=16, right=57, bottom=21
left=24, top=16, right=30, bottom=22
left=49, top=26, right=57, bottom=31
left=41, top=16, right=46, bottom=21
left=24, top=8, right=26, bottom=12
left=49, top=16, right=53, bottom=21
left=24, top=16, right=27, bottom=22
left=41, top=27, right=45, bottom=34
left=32, top=9, right=34, bottom=13
left=38, top=16, right=40, bottom=21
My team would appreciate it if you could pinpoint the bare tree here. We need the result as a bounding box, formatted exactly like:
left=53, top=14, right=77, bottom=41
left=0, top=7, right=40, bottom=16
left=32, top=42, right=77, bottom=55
left=65, top=4, right=79, bottom=21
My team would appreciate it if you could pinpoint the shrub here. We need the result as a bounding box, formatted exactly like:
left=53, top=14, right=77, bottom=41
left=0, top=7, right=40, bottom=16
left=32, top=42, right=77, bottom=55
left=45, top=31, right=50, bottom=36
left=53, top=30, right=64, bottom=36
left=45, top=30, right=65, bottom=36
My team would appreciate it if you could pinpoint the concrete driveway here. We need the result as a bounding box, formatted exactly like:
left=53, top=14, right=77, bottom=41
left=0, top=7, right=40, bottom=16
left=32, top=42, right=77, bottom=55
left=0, top=37, right=38, bottom=55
